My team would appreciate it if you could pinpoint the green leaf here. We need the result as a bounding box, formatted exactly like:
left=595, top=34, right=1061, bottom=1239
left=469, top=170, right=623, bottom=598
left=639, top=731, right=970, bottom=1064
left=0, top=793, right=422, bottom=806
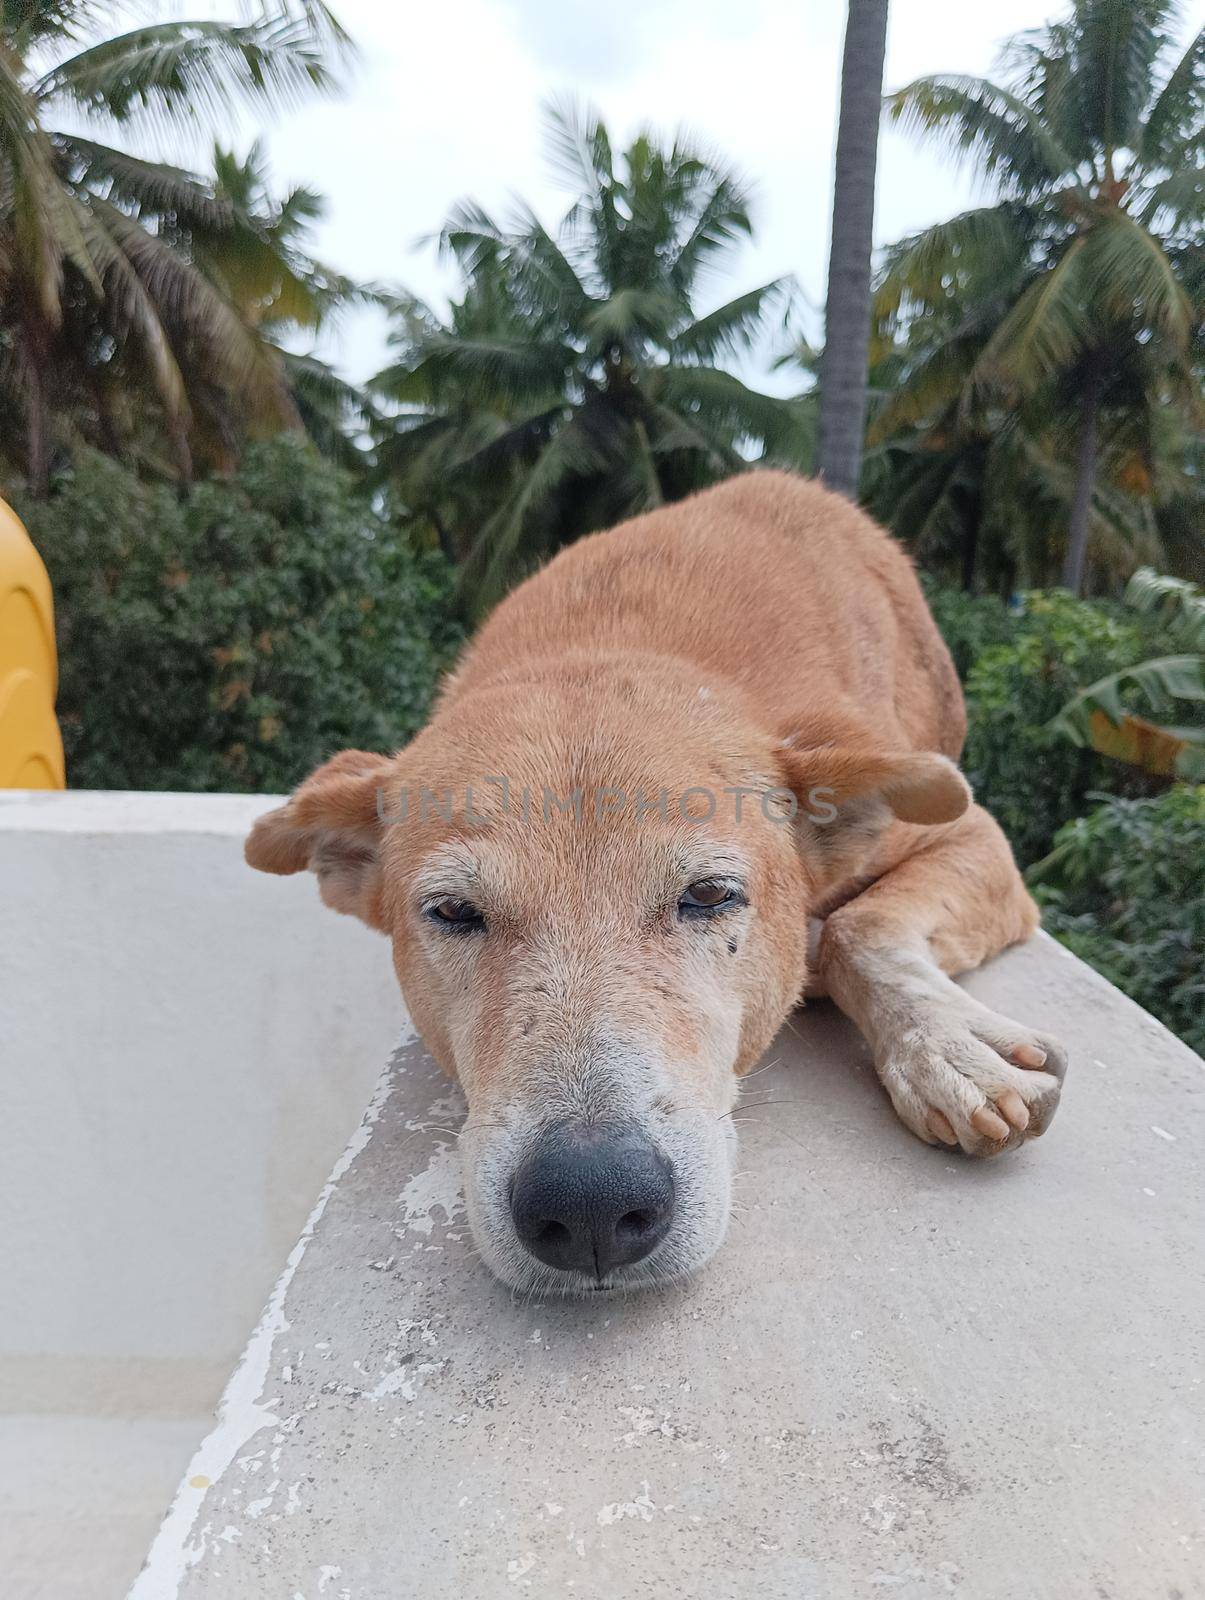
left=407, top=333, right=569, bottom=410
left=659, top=365, right=799, bottom=448
left=90, top=195, right=296, bottom=426
left=1125, top=566, right=1205, bottom=648
left=459, top=414, right=613, bottom=614
left=54, top=133, right=234, bottom=228
left=583, top=285, right=681, bottom=347
left=1051, top=653, right=1205, bottom=746
left=542, top=96, right=615, bottom=201
left=1081, top=208, right=1193, bottom=349
left=874, top=203, right=1029, bottom=318
left=34, top=15, right=341, bottom=141
left=671, top=278, right=790, bottom=361
left=1074, top=0, right=1164, bottom=155
left=1140, top=23, right=1205, bottom=166
left=0, top=53, right=100, bottom=317
left=71, top=197, right=190, bottom=425
left=975, top=238, right=1088, bottom=391
left=886, top=74, right=1078, bottom=198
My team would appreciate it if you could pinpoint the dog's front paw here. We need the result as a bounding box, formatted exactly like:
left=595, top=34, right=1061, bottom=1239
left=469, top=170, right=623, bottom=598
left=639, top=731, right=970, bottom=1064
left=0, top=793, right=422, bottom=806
left=877, top=998, right=1067, bottom=1157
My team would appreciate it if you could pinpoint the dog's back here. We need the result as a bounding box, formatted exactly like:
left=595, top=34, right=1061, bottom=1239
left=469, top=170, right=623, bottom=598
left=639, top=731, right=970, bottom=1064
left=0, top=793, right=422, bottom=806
left=444, top=471, right=965, bottom=760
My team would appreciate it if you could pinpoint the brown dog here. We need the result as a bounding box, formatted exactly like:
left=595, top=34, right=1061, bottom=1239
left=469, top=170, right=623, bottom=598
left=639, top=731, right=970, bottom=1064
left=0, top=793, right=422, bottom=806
left=247, top=471, right=1066, bottom=1295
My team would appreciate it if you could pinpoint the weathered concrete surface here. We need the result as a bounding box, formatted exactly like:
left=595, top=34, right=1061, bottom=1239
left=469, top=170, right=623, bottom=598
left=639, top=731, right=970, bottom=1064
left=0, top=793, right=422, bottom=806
left=143, top=935, right=1204, bottom=1600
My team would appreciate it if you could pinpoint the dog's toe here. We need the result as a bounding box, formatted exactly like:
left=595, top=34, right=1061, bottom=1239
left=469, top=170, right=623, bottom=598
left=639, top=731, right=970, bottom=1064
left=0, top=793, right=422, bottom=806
left=880, top=1001, right=1066, bottom=1158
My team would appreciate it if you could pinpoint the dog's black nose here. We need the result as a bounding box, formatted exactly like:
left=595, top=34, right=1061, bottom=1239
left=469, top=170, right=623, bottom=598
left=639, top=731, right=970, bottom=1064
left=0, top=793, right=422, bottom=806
left=510, top=1124, right=675, bottom=1279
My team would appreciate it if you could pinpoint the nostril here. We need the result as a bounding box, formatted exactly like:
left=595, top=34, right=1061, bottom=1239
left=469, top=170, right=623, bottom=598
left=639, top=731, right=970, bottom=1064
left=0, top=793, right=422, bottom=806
left=534, top=1219, right=571, bottom=1249
left=616, top=1208, right=656, bottom=1243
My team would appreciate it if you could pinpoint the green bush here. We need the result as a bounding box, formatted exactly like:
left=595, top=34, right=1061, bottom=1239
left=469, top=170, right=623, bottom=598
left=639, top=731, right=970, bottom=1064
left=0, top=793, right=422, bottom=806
left=920, top=581, right=1018, bottom=682
left=958, top=591, right=1155, bottom=866
left=18, top=439, right=462, bottom=792
left=1030, top=786, right=1205, bottom=1056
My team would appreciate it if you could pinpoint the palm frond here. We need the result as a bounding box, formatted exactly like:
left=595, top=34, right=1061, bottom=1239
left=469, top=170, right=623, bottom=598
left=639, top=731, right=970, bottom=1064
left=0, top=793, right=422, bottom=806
left=54, top=133, right=233, bottom=227
left=658, top=364, right=803, bottom=454
left=642, top=402, right=736, bottom=469
left=1137, top=166, right=1205, bottom=230
left=281, top=348, right=371, bottom=469
left=399, top=333, right=568, bottom=411
left=975, top=238, right=1088, bottom=390
left=1082, top=208, right=1194, bottom=350
left=671, top=278, right=790, bottom=361
left=461, top=413, right=614, bottom=614
left=436, top=406, right=566, bottom=480
left=34, top=16, right=339, bottom=141
left=886, top=74, right=1078, bottom=198
left=90, top=195, right=295, bottom=426
left=868, top=336, right=977, bottom=441
left=1074, top=0, right=1165, bottom=155
left=666, top=172, right=754, bottom=292
left=1140, top=24, right=1205, bottom=167
left=0, top=53, right=99, bottom=317
left=874, top=203, right=1030, bottom=319
left=3, top=1, right=107, bottom=52
left=582, top=285, right=682, bottom=348
left=508, top=203, right=592, bottom=321
left=435, top=199, right=508, bottom=276
left=542, top=96, right=614, bottom=200
left=72, top=195, right=190, bottom=426
left=998, top=21, right=1090, bottom=164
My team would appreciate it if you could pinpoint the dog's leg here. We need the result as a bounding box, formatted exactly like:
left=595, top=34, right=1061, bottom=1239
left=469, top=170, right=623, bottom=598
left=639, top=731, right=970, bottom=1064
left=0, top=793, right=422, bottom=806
left=816, top=803, right=1067, bottom=1156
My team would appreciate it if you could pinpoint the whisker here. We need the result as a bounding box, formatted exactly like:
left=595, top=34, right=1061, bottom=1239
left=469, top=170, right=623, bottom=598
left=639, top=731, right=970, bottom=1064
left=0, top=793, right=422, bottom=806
left=739, top=1055, right=783, bottom=1082
left=717, top=1095, right=812, bottom=1122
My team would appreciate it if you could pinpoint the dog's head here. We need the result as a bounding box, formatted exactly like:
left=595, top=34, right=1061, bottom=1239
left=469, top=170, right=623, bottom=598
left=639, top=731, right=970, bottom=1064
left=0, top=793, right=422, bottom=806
left=247, top=667, right=967, bottom=1296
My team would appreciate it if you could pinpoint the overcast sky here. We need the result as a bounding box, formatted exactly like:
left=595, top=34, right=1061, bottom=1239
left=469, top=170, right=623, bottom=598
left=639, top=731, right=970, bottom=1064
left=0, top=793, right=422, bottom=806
left=182, top=0, right=1205, bottom=386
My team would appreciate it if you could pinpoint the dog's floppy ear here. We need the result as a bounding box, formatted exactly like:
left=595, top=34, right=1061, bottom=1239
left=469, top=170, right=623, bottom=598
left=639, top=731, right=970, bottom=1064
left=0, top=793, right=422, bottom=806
left=778, top=733, right=971, bottom=883
left=245, top=749, right=396, bottom=931
left=782, top=744, right=971, bottom=826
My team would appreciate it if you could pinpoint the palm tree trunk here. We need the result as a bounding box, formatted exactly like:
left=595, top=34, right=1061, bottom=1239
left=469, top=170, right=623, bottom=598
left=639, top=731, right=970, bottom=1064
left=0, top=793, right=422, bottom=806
left=168, top=414, right=194, bottom=487
left=21, top=318, right=52, bottom=498
left=90, top=371, right=122, bottom=459
left=1062, top=362, right=1102, bottom=594
left=817, top=0, right=890, bottom=499
left=960, top=502, right=981, bottom=593
left=429, top=508, right=458, bottom=566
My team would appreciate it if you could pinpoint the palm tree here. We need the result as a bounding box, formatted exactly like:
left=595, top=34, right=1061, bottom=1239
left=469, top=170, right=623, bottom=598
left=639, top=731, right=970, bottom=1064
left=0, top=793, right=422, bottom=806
left=864, top=260, right=1173, bottom=593
left=191, top=138, right=369, bottom=469
left=881, top=0, right=1202, bottom=593
left=817, top=0, right=890, bottom=497
left=0, top=1, right=350, bottom=492
left=373, top=102, right=811, bottom=613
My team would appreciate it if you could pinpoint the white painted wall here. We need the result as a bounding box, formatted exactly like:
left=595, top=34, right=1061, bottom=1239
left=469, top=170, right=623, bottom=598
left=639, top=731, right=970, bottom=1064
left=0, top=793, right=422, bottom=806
left=0, top=790, right=405, bottom=1417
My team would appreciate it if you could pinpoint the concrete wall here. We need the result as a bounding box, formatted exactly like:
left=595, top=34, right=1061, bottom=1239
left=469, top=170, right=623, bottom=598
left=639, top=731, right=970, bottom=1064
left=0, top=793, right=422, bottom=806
left=0, top=791, right=405, bottom=1417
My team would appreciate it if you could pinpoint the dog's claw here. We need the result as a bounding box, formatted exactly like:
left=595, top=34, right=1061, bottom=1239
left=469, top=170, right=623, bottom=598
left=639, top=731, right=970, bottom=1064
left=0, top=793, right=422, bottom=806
left=970, top=1105, right=1011, bottom=1141
left=1010, top=1044, right=1048, bottom=1070
left=996, top=1089, right=1030, bottom=1131
left=879, top=995, right=1067, bottom=1158
left=927, top=1109, right=959, bottom=1145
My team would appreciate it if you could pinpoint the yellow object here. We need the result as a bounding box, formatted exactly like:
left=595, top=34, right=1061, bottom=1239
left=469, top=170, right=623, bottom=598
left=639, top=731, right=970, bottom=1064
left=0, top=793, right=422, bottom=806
left=0, top=497, right=65, bottom=788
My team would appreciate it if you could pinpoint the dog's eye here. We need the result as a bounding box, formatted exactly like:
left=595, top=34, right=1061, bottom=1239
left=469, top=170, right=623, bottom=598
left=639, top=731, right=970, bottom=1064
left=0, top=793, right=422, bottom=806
left=678, top=879, right=745, bottom=917
left=425, top=897, right=486, bottom=932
